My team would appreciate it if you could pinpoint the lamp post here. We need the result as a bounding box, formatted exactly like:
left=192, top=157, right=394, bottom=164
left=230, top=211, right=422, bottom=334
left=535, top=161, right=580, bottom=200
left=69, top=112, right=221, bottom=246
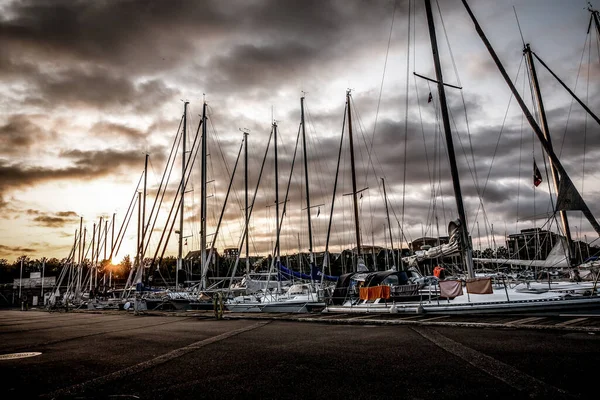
left=41, top=258, right=46, bottom=305
left=19, top=258, right=24, bottom=310
left=18, top=258, right=23, bottom=300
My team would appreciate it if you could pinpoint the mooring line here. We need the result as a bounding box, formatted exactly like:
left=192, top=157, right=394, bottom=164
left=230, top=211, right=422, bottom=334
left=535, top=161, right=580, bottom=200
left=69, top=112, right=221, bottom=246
left=40, top=321, right=271, bottom=399
left=411, top=326, right=574, bottom=399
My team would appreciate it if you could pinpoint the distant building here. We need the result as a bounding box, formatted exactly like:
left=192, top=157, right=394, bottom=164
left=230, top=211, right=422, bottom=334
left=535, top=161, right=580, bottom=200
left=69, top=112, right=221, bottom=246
left=506, top=228, right=559, bottom=260
left=12, top=273, right=55, bottom=289
left=223, top=248, right=239, bottom=259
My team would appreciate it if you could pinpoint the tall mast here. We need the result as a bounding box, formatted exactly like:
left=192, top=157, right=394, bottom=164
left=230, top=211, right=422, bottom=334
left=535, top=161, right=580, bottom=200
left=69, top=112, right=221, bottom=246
left=300, top=96, right=314, bottom=266
left=104, top=219, right=107, bottom=261
left=382, top=178, right=396, bottom=268
left=274, top=121, right=281, bottom=267
left=424, top=0, right=474, bottom=278
left=177, top=101, right=188, bottom=289
left=590, top=6, right=600, bottom=40
left=141, top=154, right=148, bottom=282
left=524, top=44, right=573, bottom=257
left=81, top=227, right=86, bottom=294
left=137, top=191, right=141, bottom=282
left=96, top=217, right=102, bottom=287
left=200, top=102, right=208, bottom=289
left=346, top=91, right=362, bottom=264
left=77, top=216, right=83, bottom=276
left=244, top=128, right=250, bottom=274
left=91, top=222, right=96, bottom=291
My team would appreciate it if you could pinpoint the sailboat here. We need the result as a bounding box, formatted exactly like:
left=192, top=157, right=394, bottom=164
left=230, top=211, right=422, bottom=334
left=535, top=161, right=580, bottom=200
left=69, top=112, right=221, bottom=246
left=324, top=0, right=600, bottom=315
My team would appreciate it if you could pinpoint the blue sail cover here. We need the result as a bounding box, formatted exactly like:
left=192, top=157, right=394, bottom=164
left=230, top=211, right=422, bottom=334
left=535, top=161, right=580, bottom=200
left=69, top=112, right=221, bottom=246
left=277, top=263, right=338, bottom=282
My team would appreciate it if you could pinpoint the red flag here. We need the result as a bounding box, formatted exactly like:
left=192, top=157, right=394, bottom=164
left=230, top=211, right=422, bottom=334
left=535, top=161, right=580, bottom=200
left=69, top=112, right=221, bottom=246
left=533, top=159, right=542, bottom=187
left=427, top=92, right=433, bottom=103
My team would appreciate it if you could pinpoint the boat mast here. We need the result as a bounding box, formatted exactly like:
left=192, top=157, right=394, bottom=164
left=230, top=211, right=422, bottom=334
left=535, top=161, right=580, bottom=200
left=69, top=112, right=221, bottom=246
left=273, top=121, right=281, bottom=269
left=136, top=190, right=141, bottom=284
left=177, top=101, right=188, bottom=289
left=300, top=96, right=314, bottom=268
left=96, top=217, right=102, bottom=288
left=524, top=44, right=573, bottom=258
left=141, top=154, right=148, bottom=283
left=77, top=216, right=82, bottom=296
left=91, top=222, right=96, bottom=291
left=424, top=0, right=475, bottom=278
left=245, top=127, right=250, bottom=275
left=346, top=90, right=362, bottom=267
left=382, top=178, right=396, bottom=268
left=590, top=5, right=600, bottom=40
left=200, top=102, right=208, bottom=289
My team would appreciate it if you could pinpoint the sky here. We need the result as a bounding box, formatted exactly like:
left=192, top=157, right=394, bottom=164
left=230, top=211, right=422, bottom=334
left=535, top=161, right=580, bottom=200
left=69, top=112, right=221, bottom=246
left=0, top=0, right=599, bottom=264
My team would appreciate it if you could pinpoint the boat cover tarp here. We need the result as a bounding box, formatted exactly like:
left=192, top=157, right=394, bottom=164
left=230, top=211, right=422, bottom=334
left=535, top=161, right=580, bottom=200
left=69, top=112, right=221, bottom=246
left=359, top=285, right=391, bottom=300
left=364, top=271, right=408, bottom=287
left=439, top=280, right=463, bottom=298
left=331, top=273, right=355, bottom=305
left=402, top=220, right=461, bottom=267
left=465, top=277, right=493, bottom=294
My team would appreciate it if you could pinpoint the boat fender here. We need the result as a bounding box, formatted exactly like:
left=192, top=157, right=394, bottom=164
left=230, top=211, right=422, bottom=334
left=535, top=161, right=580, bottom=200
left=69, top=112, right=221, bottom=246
left=416, top=305, right=424, bottom=314
left=389, top=304, right=398, bottom=313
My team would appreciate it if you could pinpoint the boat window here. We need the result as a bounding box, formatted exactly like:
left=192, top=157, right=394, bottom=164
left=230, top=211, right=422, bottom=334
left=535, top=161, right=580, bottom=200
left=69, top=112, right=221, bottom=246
left=381, top=275, right=399, bottom=285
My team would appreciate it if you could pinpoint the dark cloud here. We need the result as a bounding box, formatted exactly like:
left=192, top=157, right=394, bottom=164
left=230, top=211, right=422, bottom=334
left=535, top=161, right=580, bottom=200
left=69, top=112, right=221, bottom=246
left=0, top=114, right=43, bottom=155
left=25, top=209, right=79, bottom=228
left=23, top=66, right=177, bottom=111
left=90, top=121, right=146, bottom=141
left=0, top=148, right=155, bottom=210
left=0, top=244, right=36, bottom=254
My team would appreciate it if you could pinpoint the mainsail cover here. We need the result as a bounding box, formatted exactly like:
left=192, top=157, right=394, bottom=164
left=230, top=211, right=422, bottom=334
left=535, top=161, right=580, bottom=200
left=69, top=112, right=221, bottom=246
left=402, top=220, right=462, bottom=267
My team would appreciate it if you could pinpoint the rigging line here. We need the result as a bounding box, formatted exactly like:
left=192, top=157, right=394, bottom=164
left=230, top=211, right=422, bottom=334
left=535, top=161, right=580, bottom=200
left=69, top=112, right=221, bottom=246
left=466, top=58, right=523, bottom=237
left=559, top=33, right=589, bottom=159
left=526, top=59, right=560, bottom=238
left=143, top=132, right=182, bottom=257
left=369, top=0, right=397, bottom=165
left=110, top=171, right=144, bottom=261
left=304, top=104, right=333, bottom=215
left=324, top=105, right=347, bottom=254
left=151, top=117, right=202, bottom=269
left=531, top=52, right=600, bottom=128
left=226, top=128, right=274, bottom=291
left=580, top=35, right=592, bottom=235
left=516, top=60, right=529, bottom=236
left=156, top=126, right=203, bottom=273
left=247, top=126, right=275, bottom=260
left=437, top=0, right=480, bottom=219
left=512, top=6, right=526, bottom=49
left=208, top=116, right=245, bottom=237
left=142, top=118, right=184, bottom=257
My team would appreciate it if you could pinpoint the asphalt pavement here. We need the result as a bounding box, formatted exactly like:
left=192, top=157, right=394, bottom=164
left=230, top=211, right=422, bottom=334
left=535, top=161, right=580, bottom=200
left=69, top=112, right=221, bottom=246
left=1, top=309, right=598, bottom=399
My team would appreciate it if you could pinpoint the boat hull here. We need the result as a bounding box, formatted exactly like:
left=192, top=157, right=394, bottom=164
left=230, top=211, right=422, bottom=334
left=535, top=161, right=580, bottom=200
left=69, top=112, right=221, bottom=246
left=326, top=296, right=600, bottom=315
left=226, top=300, right=325, bottom=313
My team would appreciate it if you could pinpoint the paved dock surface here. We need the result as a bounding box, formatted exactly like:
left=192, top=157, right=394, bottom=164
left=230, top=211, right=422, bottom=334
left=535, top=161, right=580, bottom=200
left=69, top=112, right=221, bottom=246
left=1, top=310, right=599, bottom=399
